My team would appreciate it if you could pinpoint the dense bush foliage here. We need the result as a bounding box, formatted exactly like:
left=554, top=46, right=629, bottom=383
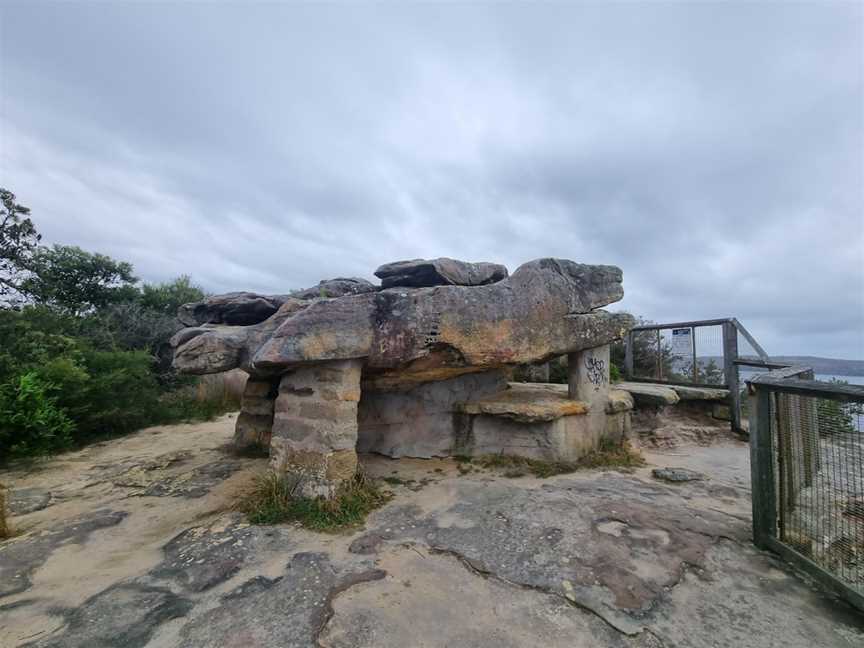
left=0, top=188, right=235, bottom=463
left=817, top=379, right=863, bottom=436
left=0, top=372, right=74, bottom=458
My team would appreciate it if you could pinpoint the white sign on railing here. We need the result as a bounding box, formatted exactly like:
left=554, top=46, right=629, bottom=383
left=671, top=328, right=692, bottom=357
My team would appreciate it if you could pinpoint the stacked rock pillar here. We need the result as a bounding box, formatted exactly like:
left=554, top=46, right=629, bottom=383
left=567, top=345, right=611, bottom=445
left=270, top=360, right=362, bottom=498
left=233, top=377, right=277, bottom=451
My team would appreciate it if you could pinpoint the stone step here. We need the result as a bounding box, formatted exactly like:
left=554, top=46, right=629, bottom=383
left=456, top=382, right=589, bottom=423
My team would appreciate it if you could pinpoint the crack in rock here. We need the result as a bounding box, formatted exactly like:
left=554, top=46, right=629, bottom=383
left=174, top=551, right=384, bottom=647
left=351, top=474, right=749, bottom=635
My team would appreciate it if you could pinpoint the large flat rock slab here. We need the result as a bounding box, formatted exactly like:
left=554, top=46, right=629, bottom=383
left=174, top=258, right=631, bottom=378
left=321, top=544, right=638, bottom=648
left=616, top=382, right=729, bottom=405
left=176, top=552, right=384, bottom=648
left=289, top=277, right=378, bottom=300
left=457, top=382, right=589, bottom=422
left=374, top=257, right=508, bottom=288
left=615, top=382, right=680, bottom=406
left=670, top=384, right=729, bottom=401
left=351, top=474, right=748, bottom=635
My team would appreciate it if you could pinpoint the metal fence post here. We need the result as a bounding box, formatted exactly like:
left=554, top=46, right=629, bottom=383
left=723, top=320, right=742, bottom=433
left=691, top=326, right=698, bottom=383
left=749, top=386, right=776, bottom=548
left=624, top=330, right=634, bottom=380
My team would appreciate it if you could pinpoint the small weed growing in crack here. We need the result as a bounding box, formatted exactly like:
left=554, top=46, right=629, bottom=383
left=240, top=470, right=390, bottom=532
left=574, top=440, right=645, bottom=471
left=382, top=476, right=409, bottom=486
left=472, top=441, right=645, bottom=478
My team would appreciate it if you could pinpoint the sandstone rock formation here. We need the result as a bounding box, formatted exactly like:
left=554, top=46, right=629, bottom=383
left=171, top=257, right=632, bottom=497
left=374, top=257, right=508, bottom=288
left=177, top=278, right=377, bottom=327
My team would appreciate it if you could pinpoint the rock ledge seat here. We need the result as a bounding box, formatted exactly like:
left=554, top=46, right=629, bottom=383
left=457, top=383, right=590, bottom=423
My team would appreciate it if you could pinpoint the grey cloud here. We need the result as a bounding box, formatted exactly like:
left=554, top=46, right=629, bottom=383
left=0, top=2, right=861, bottom=359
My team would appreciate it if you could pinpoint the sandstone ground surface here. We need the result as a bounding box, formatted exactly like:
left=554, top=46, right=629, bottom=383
left=1, top=414, right=862, bottom=647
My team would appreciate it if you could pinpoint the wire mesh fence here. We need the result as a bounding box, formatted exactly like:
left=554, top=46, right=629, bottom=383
left=772, top=390, right=864, bottom=592
left=750, top=371, right=864, bottom=611
left=628, top=322, right=726, bottom=385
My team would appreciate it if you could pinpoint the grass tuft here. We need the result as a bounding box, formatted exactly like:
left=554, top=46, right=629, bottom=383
left=240, top=470, right=390, bottom=532
left=471, top=440, right=645, bottom=478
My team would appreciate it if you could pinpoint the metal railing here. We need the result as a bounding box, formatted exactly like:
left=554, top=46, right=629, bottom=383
left=623, top=317, right=770, bottom=434
left=748, top=369, right=864, bottom=611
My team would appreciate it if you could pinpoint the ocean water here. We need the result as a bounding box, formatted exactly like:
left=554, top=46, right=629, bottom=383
left=816, top=374, right=864, bottom=386
left=738, top=370, right=864, bottom=387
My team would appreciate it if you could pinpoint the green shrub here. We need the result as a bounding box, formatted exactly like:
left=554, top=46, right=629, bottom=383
left=817, top=379, right=862, bottom=436
left=0, top=192, right=227, bottom=461
left=0, top=307, right=238, bottom=460
left=157, top=387, right=239, bottom=425
left=77, top=349, right=162, bottom=438
left=0, top=372, right=75, bottom=459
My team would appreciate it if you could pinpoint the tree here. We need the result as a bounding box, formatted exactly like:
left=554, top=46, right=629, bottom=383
left=818, top=379, right=863, bottom=436
left=0, top=188, right=40, bottom=305
left=20, top=245, right=138, bottom=315
left=140, top=275, right=205, bottom=316
left=610, top=313, right=675, bottom=379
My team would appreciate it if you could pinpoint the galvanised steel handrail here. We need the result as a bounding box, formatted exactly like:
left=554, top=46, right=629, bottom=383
left=623, top=317, right=769, bottom=434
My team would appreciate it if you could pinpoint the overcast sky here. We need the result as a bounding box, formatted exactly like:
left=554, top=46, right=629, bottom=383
left=1, top=2, right=862, bottom=359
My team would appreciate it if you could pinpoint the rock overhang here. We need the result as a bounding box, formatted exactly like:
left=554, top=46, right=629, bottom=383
left=171, top=257, right=632, bottom=380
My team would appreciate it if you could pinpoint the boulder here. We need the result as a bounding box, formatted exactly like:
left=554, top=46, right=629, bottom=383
left=171, top=299, right=311, bottom=374
left=289, top=277, right=378, bottom=300
left=177, top=279, right=378, bottom=328
left=374, top=257, right=508, bottom=289
left=178, top=292, right=284, bottom=327
left=652, top=467, right=705, bottom=483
